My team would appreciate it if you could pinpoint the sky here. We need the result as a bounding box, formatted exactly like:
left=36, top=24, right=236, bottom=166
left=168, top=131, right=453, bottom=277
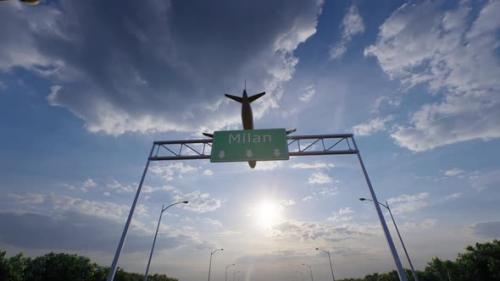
left=1, top=0, right=500, bottom=280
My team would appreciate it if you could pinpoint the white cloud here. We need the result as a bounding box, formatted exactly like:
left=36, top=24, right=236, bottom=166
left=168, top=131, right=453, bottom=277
left=366, top=1, right=500, bottom=151
left=279, top=199, right=296, bottom=207
left=444, top=192, right=462, bottom=201
left=0, top=1, right=324, bottom=135
left=299, top=84, right=316, bottom=102
left=11, top=192, right=146, bottom=227
left=302, top=195, right=313, bottom=202
left=444, top=168, right=465, bottom=177
left=202, top=169, right=214, bottom=176
left=387, top=192, right=429, bottom=214
left=254, top=161, right=284, bottom=171
left=106, top=179, right=135, bottom=193
left=353, top=116, right=393, bottom=136
left=82, top=178, right=97, bottom=192
left=9, top=193, right=45, bottom=205
left=271, top=219, right=376, bottom=242
left=302, top=186, right=338, bottom=202
left=402, top=218, right=437, bottom=230
left=469, top=169, right=500, bottom=191
left=308, top=171, right=332, bottom=185
left=291, top=161, right=335, bottom=170
left=328, top=207, right=354, bottom=222
left=330, top=5, right=365, bottom=60
left=150, top=163, right=198, bottom=182
left=172, top=190, right=222, bottom=213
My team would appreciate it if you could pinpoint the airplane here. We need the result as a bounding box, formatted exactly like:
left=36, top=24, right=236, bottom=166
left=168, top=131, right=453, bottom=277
left=203, top=89, right=296, bottom=169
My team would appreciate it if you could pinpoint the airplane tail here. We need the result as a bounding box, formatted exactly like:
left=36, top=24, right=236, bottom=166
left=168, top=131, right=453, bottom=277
left=225, top=92, right=266, bottom=103
left=225, top=94, right=243, bottom=103
left=248, top=92, right=265, bottom=103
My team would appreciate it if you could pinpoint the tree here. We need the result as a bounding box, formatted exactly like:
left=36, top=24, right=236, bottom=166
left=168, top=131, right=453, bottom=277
left=0, top=251, right=30, bottom=281
left=455, top=240, right=500, bottom=281
left=24, top=252, right=100, bottom=281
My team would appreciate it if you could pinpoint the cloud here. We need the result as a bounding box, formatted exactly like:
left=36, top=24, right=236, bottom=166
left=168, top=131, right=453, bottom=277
left=328, top=207, right=354, bottom=222
left=271, top=219, right=374, bottom=242
left=302, top=186, right=338, bottom=202
left=279, top=199, right=296, bottom=207
left=444, top=168, right=465, bottom=177
left=290, top=161, right=335, bottom=169
left=0, top=0, right=323, bottom=135
left=8, top=193, right=45, bottom=205
left=301, top=195, right=313, bottom=202
left=254, top=161, right=284, bottom=171
left=353, top=116, right=393, bottom=136
left=471, top=221, right=500, bottom=238
left=468, top=169, right=500, bottom=191
left=0, top=211, right=204, bottom=253
left=365, top=0, right=500, bottom=151
left=402, top=218, right=437, bottom=230
left=299, top=84, right=316, bottom=102
left=387, top=192, right=429, bottom=214
left=444, top=192, right=462, bottom=201
left=1, top=193, right=211, bottom=252
left=172, top=190, right=222, bottom=213
left=330, top=5, right=365, bottom=59
left=202, top=169, right=214, bottom=176
left=441, top=168, right=500, bottom=191
left=150, top=163, right=198, bottom=182
left=106, top=179, right=135, bottom=194
left=307, top=171, right=332, bottom=185
left=49, top=194, right=132, bottom=222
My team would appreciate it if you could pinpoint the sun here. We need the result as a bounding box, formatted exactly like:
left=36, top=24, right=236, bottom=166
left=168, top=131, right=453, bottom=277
left=252, top=199, right=283, bottom=229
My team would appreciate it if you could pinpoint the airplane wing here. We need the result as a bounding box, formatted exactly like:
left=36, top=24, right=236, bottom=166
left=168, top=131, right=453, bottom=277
left=225, top=94, right=243, bottom=103
left=248, top=92, right=265, bottom=103
left=202, top=132, right=214, bottom=138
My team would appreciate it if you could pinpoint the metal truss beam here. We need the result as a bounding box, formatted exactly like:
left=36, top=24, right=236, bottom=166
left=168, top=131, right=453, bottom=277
left=149, top=133, right=357, bottom=161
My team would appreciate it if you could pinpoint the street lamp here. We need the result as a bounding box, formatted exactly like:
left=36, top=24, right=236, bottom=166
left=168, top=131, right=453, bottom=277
left=360, top=198, right=419, bottom=281
left=225, top=264, right=236, bottom=281
left=315, top=248, right=336, bottom=281
left=144, top=200, right=188, bottom=281
left=207, top=248, right=224, bottom=281
left=302, top=263, right=314, bottom=281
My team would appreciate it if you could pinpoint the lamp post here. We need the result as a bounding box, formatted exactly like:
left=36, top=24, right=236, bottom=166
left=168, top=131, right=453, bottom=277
left=302, top=263, right=314, bottom=281
left=225, top=264, right=236, bottom=281
left=360, top=198, right=419, bottom=281
left=207, top=248, right=224, bottom=281
left=352, top=138, right=407, bottom=281
left=143, top=200, right=189, bottom=281
left=315, top=248, right=336, bottom=281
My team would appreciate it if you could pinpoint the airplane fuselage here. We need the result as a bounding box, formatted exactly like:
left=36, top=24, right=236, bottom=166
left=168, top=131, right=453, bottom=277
left=241, top=99, right=254, bottom=130
left=224, top=89, right=266, bottom=169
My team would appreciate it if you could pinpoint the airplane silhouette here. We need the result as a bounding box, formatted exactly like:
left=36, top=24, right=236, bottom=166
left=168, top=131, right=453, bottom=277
left=204, top=89, right=295, bottom=169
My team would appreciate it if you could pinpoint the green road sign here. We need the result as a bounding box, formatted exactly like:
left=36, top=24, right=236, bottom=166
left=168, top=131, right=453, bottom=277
left=210, top=128, right=289, bottom=162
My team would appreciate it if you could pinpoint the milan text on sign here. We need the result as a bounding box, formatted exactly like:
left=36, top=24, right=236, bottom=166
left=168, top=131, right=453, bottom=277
left=210, top=128, right=289, bottom=162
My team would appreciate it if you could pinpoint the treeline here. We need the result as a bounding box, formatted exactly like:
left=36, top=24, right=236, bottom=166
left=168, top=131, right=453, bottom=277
left=0, top=251, right=177, bottom=281
left=340, top=240, right=500, bottom=281
left=1, top=240, right=500, bottom=281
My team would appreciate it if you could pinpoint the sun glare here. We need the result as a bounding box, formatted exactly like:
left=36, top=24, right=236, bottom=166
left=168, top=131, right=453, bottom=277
left=253, top=200, right=283, bottom=229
